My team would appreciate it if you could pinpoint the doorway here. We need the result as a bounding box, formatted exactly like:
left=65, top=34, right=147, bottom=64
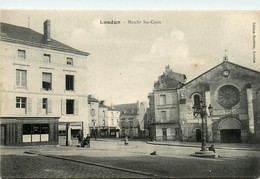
left=221, top=129, right=241, bottom=143
left=0, top=125, right=6, bottom=145
left=162, top=128, right=167, bottom=141
left=196, top=129, right=202, bottom=142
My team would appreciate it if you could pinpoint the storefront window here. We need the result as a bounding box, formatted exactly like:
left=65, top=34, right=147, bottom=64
left=22, top=124, right=49, bottom=143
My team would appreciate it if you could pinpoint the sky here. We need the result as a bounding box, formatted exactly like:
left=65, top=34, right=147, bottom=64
left=1, top=10, right=259, bottom=105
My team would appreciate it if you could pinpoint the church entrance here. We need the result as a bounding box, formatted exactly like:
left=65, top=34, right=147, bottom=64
left=218, top=117, right=242, bottom=143
left=220, top=129, right=241, bottom=143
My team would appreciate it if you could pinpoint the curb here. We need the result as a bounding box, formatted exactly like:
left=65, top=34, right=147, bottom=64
left=25, top=151, right=159, bottom=178
left=146, top=142, right=260, bottom=152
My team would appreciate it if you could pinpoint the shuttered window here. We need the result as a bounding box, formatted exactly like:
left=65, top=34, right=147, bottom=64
left=161, top=111, right=166, bottom=119
left=66, top=99, right=74, bottom=114
left=42, top=73, right=52, bottom=90
left=16, top=69, right=27, bottom=87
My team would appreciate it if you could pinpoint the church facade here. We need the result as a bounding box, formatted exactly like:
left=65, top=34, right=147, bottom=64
left=149, top=59, right=260, bottom=143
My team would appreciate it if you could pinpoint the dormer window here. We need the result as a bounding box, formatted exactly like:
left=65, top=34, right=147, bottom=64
left=18, top=49, right=26, bottom=59
left=67, top=57, right=73, bottom=66
left=43, top=54, right=51, bottom=63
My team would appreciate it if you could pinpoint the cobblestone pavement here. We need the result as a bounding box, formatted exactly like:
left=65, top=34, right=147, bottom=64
left=1, top=140, right=260, bottom=178
left=1, top=155, right=150, bottom=178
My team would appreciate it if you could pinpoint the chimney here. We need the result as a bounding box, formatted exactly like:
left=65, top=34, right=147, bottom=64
left=100, top=100, right=105, bottom=105
left=44, top=19, right=51, bottom=41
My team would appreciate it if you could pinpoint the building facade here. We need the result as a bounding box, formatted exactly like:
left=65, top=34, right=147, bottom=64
left=115, top=101, right=147, bottom=138
left=179, top=59, right=260, bottom=143
left=0, top=20, right=90, bottom=146
left=107, top=106, right=120, bottom=138
left=88, top=96, right=120, bottom=138
left=148, top=65, right=186, bottom=141
left=148, top=59, right=260, bottom=143
left=88, top=95, right=99, bottom=138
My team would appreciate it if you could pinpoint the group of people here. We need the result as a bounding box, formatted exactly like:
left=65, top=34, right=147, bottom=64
left=81, top=134, right=90, bottom=148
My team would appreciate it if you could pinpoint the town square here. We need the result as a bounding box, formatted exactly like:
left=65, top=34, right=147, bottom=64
left=1, top=9, right=260, bottom=178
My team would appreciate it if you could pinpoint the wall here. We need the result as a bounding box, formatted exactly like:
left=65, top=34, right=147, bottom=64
left=180, top=61, right=260, bottom=143
left=0, top=41, right=89, bottom=139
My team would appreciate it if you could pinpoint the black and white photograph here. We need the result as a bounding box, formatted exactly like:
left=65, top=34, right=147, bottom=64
left=0, top=9, right=260, bottom=178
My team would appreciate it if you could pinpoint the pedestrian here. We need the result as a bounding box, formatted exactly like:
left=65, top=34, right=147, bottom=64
left=86, top=134, right=90, bottom=148
left=94, top=131, right=97, bottom=140
left=81, top=137, right=86, bottom=147
left=208, top=144, right=216, bottom=153
left=125, top=136, right=129, bottom=145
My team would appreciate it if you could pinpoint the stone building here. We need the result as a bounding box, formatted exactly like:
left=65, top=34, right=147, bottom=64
left=0, top=20, right=90, bottom=146
left=148, top=65, right=186, bottom=141
left=179, top=58, right=260, bottom=143
left=88, top=95, right=99, bottom=138
left=115, top=101, right=147, bottom=138
left=107, top=106, right=120, bottom=138
left=88, top=96, right=120, bottom=138
left=148, top=58, right=260, bottom=143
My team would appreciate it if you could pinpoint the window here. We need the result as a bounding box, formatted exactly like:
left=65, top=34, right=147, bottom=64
left=91, top=109, right=95, bottom=116
left=103, top=119, right=105, bottom=126
left=66, top=75, right=74, bottom=91
left=16, top=69, right=27, bottom=87
left=111, top=119, right=114, bottom=126
left=18, top=49, right=26, bottom=59
left=42, top=98, right=47, bottom=109
left=161, top=111, right=166, bottom=119
left=22, top=124, right=49, bottom=143
left=111, top=112, right=114, bottom=117
left=194, top=94, right=201, bottom=108
left=121, top=121, right=125, bottom=128
left=67, top=57, right=73, bottom=66
left=16, top=97, right=26, bottom=108
left=92, top=119, right=96, bottom=126
left=129, top=121, right=133, bottom=128
left=43, top=54, right=51, bottom=63
left=66, top=99, right=74, bottom=114
left=42, top=73, right=52, bottom=90
left=160, top=94, right=166, bottom=105
left=103, top=111, right=105, bottom=117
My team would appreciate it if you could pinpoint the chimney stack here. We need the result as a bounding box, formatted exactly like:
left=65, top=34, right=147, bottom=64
left=44, top=19, right=51, bottom=41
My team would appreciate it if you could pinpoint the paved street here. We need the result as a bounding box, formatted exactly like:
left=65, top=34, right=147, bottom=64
left=1, top=140, right=260, bottom=178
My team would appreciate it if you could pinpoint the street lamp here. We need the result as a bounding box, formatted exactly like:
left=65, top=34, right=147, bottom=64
left=192, top=100, right=213, bottom=152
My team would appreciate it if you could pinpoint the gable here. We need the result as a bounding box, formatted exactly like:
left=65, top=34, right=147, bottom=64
left=185, top=61, right=260, bottom=86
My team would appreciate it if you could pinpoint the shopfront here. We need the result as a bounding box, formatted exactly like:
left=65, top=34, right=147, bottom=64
left=0, top=117, right=59, bottom=146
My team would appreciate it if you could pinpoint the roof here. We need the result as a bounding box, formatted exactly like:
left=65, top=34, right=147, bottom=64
left=0, top=22, right=90, bottom=56
left=114, top=103, right=139, bottom=115
left=99, top=103, right=110, bottom=108
left=108, top=107, right=120, bottom=111
left=154, top=65, right=186, bottom=90
left=88, top=96, right=99, bottom=103
left=114, top=103, right=138, bottom=111
left=185, top=61, right=260, bottom=86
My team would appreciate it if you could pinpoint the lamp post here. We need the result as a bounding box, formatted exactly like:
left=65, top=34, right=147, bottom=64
left=192, top=100, right=213, bottom=152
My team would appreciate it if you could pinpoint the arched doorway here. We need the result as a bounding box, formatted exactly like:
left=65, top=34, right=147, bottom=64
left=219, top=118, right=242, bottom=143
left=196, top=129, right=202, bottom=142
